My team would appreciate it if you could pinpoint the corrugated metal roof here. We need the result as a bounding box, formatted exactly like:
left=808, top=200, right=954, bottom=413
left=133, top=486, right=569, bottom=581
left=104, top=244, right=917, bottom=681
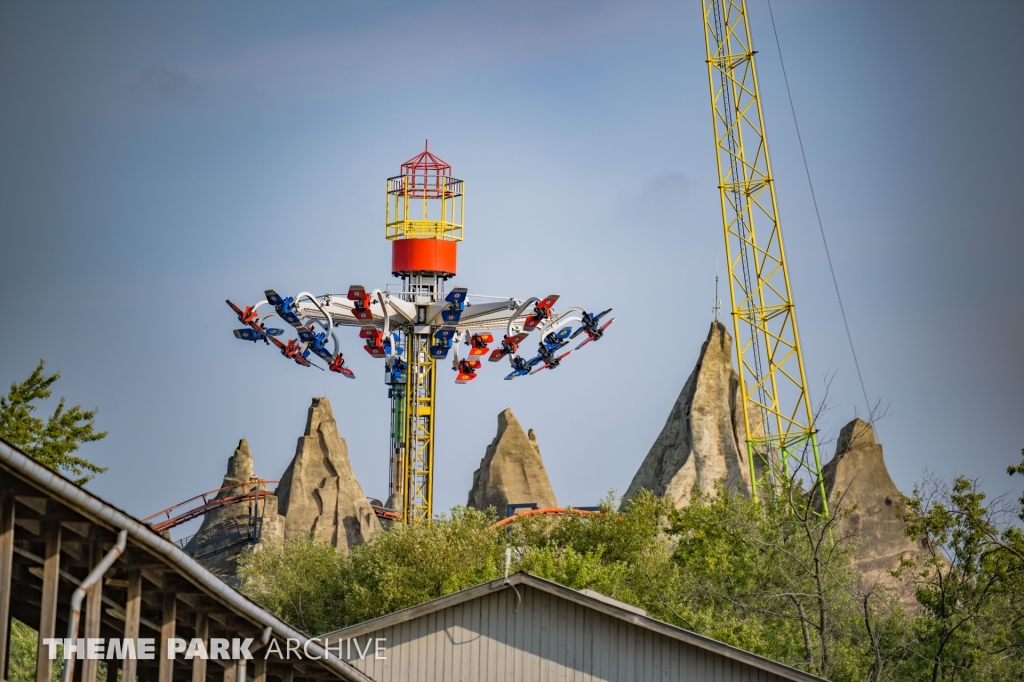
left=323, top=569, right=827, bottom=675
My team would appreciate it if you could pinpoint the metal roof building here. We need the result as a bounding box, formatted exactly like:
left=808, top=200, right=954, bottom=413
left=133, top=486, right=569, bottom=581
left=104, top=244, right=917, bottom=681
left=323, top=572, right=826, bottom=682
left=0, top=439, right=370, bottom=682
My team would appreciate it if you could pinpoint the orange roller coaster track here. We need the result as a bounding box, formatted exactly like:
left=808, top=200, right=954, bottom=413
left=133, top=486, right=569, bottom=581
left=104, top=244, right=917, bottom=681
left=144, top=480, right=404, bottom=534
left=142, top=480, right=279, bottom=533
left=490, top=507, right=602, bottom=530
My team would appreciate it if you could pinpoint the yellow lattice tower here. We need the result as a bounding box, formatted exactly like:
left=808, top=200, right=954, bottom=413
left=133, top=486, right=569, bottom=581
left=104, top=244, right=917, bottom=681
left=701, top=0, right=827, bottom=512
left=401, top=333, right=437, bottom=522
left=386, top=142, right=464, bottom=522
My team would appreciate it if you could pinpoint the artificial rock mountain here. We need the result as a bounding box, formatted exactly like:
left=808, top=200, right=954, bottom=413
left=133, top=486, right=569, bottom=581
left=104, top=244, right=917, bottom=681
left=623, top=321, right=927, bottom=603
left=276, top=397, right=381, bottom=551
left=822, top=418, right=931, bottom=605
left=625, top=320, right=757, bottom=506
left=185, top=335, right=925, bottom=606
left=188, top=397, right=379, bottom=579
left=467, top=408, right=557, bottom=518
left=183, top=438, right=279, bottom=580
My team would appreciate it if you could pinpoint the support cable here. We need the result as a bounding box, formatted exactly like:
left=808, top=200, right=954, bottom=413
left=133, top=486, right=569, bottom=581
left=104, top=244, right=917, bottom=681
left=765, top=0, right=872, bottom=418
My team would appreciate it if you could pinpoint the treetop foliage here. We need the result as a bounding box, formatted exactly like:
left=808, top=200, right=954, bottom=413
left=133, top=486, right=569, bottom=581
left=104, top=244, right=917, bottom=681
left=0, top=359, right=107, bottom=484
left=897, top=469, right=1024, bottom=681
left=239, top=457, right=1024, bottom=681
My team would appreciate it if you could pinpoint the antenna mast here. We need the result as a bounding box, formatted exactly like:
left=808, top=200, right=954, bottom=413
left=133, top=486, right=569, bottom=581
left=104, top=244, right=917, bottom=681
left=713, top=251, right=721, bottom=321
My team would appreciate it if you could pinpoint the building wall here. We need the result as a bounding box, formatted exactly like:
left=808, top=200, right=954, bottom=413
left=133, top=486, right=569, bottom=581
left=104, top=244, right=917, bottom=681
left=341, top=585, right=790, bottom=682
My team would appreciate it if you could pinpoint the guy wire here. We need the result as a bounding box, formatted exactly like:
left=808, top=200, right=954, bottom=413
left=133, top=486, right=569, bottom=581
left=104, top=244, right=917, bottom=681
left=765, top=0, right=872, bottom=420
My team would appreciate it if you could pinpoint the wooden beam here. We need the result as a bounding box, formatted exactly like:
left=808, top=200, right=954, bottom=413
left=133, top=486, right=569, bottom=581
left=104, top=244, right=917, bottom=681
left=142, top=569, right=167, bottom=589
left=122, top=568, right=142, bottom=682
left=281, top=665, right=293, bottom=682
left=0, top=477, right=47, bottom=498
left=206, top=612, right=228, bottom=627
left=191, top=612, right=208, bottom=682
left=252, top=658, right=266, bottom=682
left=0, top=492, right=14, bottom=682
left=11, top=502, right=90, bottom=525
left=60, top=522, right=93, bottom=541
left=80, top=544, right=106, bottom=682
left=55, top=535, right=86, bottom=562
left=158, top=593, right=176, bottom=682
left=159, top=577, right=207, bottom=597
left=35, top=517, right=61, bottom=682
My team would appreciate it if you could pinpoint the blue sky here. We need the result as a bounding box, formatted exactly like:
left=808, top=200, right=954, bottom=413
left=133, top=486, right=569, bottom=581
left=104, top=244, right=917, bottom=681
left=1, top=0, right=1022, bottom=526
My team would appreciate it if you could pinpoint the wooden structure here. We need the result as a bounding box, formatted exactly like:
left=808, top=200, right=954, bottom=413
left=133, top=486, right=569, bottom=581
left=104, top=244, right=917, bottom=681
left=322, top=572, right=826, bottom=682
left=0, top=438, right=370, bottom=682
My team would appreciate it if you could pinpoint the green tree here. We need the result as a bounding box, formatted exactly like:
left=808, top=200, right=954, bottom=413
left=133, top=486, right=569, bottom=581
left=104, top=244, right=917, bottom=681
left=665, top=477, right=911, bottom=682
left=0, top=360, right=107, bottom=484
left=236, top=534, right=348, bottom=635
left=6, top=618, right=65, bottom=682
left=237, top=499, right=679, bottom=634
left=1008, top=448, right=1024, bottom=534
left=237, top=486, right=899, bottom=681
left=514, top=491, right=680, bottom=617
left=341, top=506, right=507, bottom=624
left=238, top=506, right=507, bottom=633
left=897, top=473, right=1024, bottom=681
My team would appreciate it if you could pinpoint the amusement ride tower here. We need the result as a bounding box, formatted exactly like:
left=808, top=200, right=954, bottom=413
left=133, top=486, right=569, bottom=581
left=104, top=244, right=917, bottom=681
left=225, top=143, right=613, bottom=522
left=384, top=143, right=463, bottom=522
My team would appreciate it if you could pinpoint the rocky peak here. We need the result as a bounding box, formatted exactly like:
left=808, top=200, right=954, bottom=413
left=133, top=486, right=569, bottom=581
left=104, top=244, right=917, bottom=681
left=276, top=397, right=381, bottom=552
left=467, top=408, right=557, bottom=518
left=823, top=417, right=930, bottom=608
left=184, top=439, right=267, bottom=581
left=217, top=439, right=255, bottom=495
left=624, top=321, right=756, bottom=507
left=835, top=417, right=876, bottom=455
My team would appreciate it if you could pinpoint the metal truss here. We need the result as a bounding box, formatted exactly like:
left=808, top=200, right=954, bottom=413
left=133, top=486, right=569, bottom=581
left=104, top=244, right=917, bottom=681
left=401, top=332, right=436, bottom=523
left=701, top=0, right=827, bottom=512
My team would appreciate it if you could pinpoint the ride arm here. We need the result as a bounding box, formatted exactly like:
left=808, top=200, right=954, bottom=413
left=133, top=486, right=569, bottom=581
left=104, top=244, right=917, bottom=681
left=375, top=290, right=391, bottom=342
left=383, top=296, right=417, bottom=324
left=453, top=299, right=520, bottom=326
left=506, top=297, right=540, bottom=337
left=296, top=292, right=333, bottom=340
left=536, top=307, right=584, bottom=337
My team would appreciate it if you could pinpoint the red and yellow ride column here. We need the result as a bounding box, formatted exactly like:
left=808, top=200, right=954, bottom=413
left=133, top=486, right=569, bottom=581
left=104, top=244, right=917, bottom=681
left=385, top=143, right=463, bottom=522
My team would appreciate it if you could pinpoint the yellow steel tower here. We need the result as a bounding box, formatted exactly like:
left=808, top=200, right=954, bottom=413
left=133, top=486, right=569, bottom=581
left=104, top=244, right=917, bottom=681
left=700, top=0, right=827, bottom=510
left=385, top=143, right=464, bottom=522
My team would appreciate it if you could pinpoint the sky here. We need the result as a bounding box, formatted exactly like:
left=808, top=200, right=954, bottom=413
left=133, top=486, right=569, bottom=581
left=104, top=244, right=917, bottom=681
left=1, top=0, right=1022, bottom=531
